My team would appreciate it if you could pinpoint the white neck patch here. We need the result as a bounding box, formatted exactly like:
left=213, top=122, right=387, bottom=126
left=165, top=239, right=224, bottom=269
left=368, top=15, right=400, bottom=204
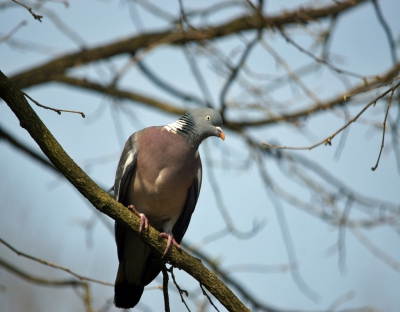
left=164, top=119, right=186, bottom=134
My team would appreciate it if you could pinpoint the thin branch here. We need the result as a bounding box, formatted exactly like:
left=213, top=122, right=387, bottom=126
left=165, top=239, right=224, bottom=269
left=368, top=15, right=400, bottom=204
left=326, top=291, right=355, bottom=311
left=203, top=142, right=266, bottom=239
left=277, top=28, right=372, bottom=80
left=371, top=90, right=394, bottom=171
left=38, top=6, right=87, bottom=48
left=260, top=37, right=322, bottom=105
left=200, top=283, right=220, bottom=312
left=22, top=91, right=85, bottom=117
left=253, top=149, right=320, bottom=302
left=337, top=196, right=353, bottom=274
left=281, top=147, right=400, bottom=214
left=168, top=266, right=191, bottom=312
left=372, top=0, right=398, bottom=65
left=12, top=0, right=43, bottom=22
left=183, top=242, right=283, bottom=312
left=137, top=60, right=208, bottom=107
left=183, top=45, right=214, bottom=108
left=51, top=75, right=187, bottom=115
left=223, top=66, right=400, bottom=130
left=220, top=34, right=259, bottom=117
left=223, top=263, right=292, bottom=274
left=350, top=227, right=400, bottom=272
left=135, top=0, right=175, bottom=21
left=186, top=228, right=230, bottom=251
left=0, top=124, right=58, bottom=173
left=0, top=257, right=85, bottom=287
left=0, top=258, right=94, bottom=312
left=159, top=260, right=170, bottom=312
left=263, top=81, right=400, bottom=151
left=0, top=20, right=27, bottom=44
left=0, top=237, right=113, bottom=286
left=111, top=31, right=188, bottom=85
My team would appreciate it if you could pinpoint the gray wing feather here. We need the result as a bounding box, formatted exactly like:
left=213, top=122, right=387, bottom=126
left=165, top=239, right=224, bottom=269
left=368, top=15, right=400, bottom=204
left=114, top=133, right=138, bottom=203
left=114, top=132, right=138, bottom=262
left=172, top=157, right=202, bottom=243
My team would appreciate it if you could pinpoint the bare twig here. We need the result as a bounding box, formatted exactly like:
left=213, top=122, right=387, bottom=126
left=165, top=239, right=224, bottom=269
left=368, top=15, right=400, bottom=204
left=183, top=242, right=282, bottom=312
left=0, top=20, right=27, bottom=44
left=199, top=283, right=220, bottom=312
left=159, top=261, right=170, bottom=312
left=137, top=60, right=209, bottom=107
left=343, top=75, right=400, bottom=101
left=223, top=263, right=292, bottom=274
left=0, top=238, right=113, bottom=286
left=0, top=257, right=85, bottom=287
left=111, top=31, right=188, bottom=85
left=337, top=196, right=353, bottom=274
left=327, top=291, right=355, bottom=311
left=12, top=0, right=43, bottom=22
left=135, top=0, right=175, bottom=21
left=277, top=28, right=373, bottom=80
left=37, top=6, right=86, bottom=47
left=371, top=90, right=395, bottom=171
left=183, top=45, right=214, bottom=108
left=0, top=124, right=58, bottom=173
left=253, top=149, right=320, bottom=302
left=260, top=38, right=322, bottom=105
left=372, top=0, right=398, bottom=65
left=22, top=91, right=85, bottom=117
left=52, top=75, right=186, bottom=115
left=0, top=258, right=94, bottom=312
left=168, top=266, right=191, bottom=312
left=263, top=81, right=400, bottom=152
left=350, top=227, right=400, bottom=272
left=220, top=34, right=259, bottom=117
left=203, top=142, right=266, bottom=239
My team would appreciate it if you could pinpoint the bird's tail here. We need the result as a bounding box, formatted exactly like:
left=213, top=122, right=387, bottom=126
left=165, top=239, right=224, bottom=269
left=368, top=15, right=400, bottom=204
left=114, top=262, right=144, bottom=309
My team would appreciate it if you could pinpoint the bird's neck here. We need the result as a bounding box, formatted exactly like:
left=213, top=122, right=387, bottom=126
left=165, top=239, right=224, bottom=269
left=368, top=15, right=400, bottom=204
left=164, top=118, right=200, bottom=147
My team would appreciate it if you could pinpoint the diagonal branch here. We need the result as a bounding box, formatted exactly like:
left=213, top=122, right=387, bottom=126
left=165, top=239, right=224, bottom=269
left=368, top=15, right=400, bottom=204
left=0, top=237, right=113, bottom=286
left=0, top=257, right=85, bottom=287
left=12, top=0, right=43, bottom=22
left=51, top=75, right=187, bottom=115
left=225, top=64, right=400, bottom=130
left=0, top=70, right=250, bottom=312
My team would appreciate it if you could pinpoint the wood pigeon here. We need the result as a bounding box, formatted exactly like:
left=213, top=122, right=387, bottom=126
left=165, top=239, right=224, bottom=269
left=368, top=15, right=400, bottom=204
left=113, top=108, right=225, bottom=309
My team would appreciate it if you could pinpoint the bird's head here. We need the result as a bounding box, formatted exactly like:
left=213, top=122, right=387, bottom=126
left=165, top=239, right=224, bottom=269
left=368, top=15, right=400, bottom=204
left=167, top=108, right=225, bottom=146
left=185, top=108, right=225, bottom=144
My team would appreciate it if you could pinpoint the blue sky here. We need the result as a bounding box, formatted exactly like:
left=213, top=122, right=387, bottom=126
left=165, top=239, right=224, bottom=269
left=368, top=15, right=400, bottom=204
left=1, top=1, right=400, bottom=311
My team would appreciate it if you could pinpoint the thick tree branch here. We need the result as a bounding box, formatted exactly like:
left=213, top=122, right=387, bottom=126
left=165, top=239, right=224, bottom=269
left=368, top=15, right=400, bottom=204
left=0, top=70, right=250, bottom=312
left=10, top=0, right=366, bottom=90
left=49, top=64, right=400, bottom=132
left=51, top=75, right=187, bottom=115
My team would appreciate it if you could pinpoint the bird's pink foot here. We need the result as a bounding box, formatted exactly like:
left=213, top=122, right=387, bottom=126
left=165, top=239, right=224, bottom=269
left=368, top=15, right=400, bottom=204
left=159, top=232, right=181, bottom=258
left=127, top=205, right=148, bottom=234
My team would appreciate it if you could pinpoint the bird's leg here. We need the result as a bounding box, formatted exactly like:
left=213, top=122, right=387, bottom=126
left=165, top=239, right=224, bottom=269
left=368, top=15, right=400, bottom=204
left=127, top=205, right=149, bottom=234
left=159, top=231, right=181, bottom=258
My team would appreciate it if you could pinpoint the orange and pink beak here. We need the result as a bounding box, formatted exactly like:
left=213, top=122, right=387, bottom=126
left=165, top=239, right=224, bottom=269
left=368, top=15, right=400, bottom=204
left=216, top=126, right=225, bottom=141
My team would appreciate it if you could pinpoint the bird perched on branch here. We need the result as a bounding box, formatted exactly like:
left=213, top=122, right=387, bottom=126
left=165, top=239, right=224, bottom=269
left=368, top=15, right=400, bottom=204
left=113, top=108, right=225, bottom=309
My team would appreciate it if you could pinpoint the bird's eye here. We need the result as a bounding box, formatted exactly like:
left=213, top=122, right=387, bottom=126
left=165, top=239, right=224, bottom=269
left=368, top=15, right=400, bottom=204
left=206, top=115, right=211, bottom=121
